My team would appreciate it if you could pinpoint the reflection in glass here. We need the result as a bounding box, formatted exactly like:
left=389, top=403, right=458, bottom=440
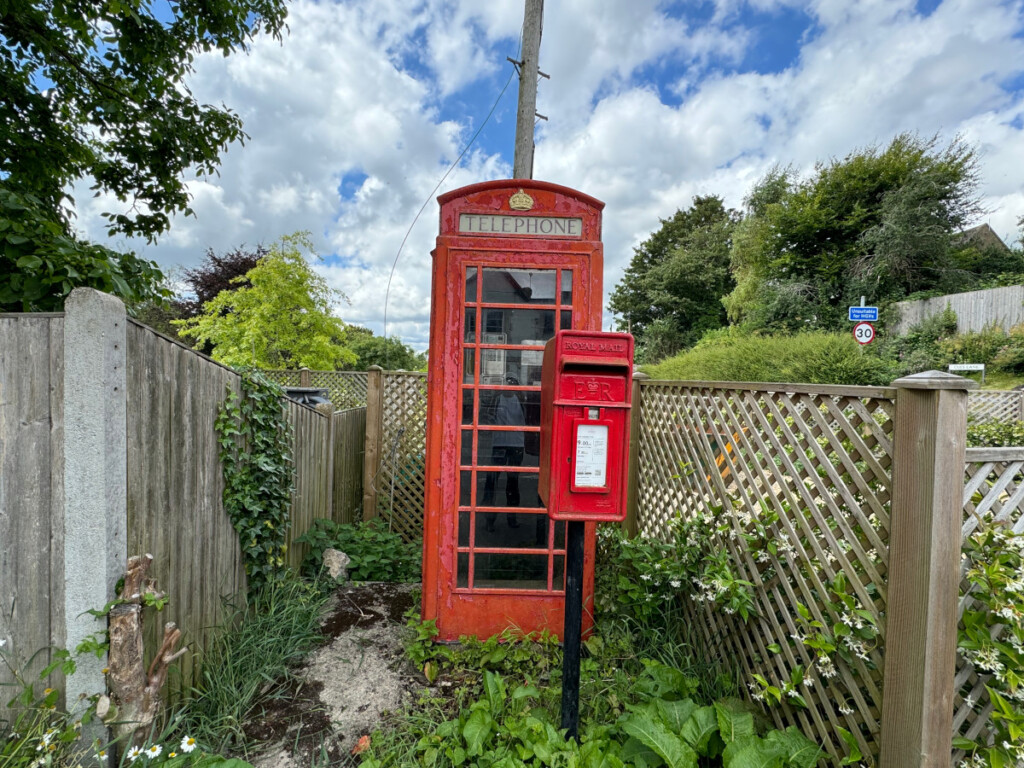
left=460, top=430, right=473, bottom=465
left=473, top=553, right=549, bottom=590
left=465, top=267, right=478, bottom=302
left=478, top=389, right=541, bottom=426
left=560, top=311, right=572, bottom=331
left=460, top=470, right=472, bottom=506
left=560, top=270, right=572, bottom=305
left=462, top=389, right=474, bottom=425
left=479, top=308, right=556, bottom=346
left=463, top=349, right=475, bottom=384
left=464, top=310, right=477, bottom=344
left=478, top=430, right=540, bottom=467
left=457, top=553, right=469, bottom=588
left=475, top=512, right=551, bottom=550
left=479, top=350, right=546, bottom=387
left=458, top=511, right=470, bottom=547
left=481, top=269, right=557, bottom=305
left=475, top=471, right=542, bottom=509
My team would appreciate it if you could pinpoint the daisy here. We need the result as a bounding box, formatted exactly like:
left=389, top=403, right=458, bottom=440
left=125, top=746, right=142, bottom=762
left=180, top=735, right=198, bottom=753
left=145, top=744, right=162, bottom=759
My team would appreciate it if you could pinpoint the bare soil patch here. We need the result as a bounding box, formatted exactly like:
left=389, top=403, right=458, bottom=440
left=247, top=582, right=420, bottom=768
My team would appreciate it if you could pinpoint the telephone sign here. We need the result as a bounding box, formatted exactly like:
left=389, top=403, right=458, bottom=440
left=853, top=321, right=875, bottom=345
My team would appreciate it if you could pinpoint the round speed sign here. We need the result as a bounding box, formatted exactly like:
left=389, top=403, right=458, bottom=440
left=853, top=321, right=875, bottom=345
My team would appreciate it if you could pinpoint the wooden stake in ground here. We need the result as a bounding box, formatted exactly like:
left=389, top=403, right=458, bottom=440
left=105, top=554, right=187, bottom=746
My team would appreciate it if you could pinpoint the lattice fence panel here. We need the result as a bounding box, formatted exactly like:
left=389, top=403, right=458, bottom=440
left=262, top=369, right=302, bottom=388
left=968, top=390, right=1023, bottom=424
left=261, top=370, right=369, bottom=409
left=636, top=380, right=896, bottom=765
left=374, top=372, right=428, bottom=542
left=955, top=447, right=1024, bottom=762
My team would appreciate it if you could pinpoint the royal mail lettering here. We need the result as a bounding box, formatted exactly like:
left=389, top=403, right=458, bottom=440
left=459, top=214, right=583, bottom=238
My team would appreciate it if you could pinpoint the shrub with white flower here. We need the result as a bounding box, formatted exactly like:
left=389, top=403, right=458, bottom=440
left=955, top=521, right=1024, bottom=767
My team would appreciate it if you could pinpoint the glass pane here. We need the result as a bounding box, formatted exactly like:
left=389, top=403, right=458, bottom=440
left=475, top=511, right=550, bottom=550
left=460, top=470, right=472, bottom=506
left=457, top=553, right=470, bottom=588
left=477, top=430, right=540, bottom=467
left=479, top=308, right=557, bottom=346
left=560, top=270, right=572, bottom=305
left=481, top=268, right=557, bottom=305
left=463, top=349, right=475, bottom=384
left=553, top=555, right=565, bottom=590
left=465, top=267, right=478, bottom=302
left=459, top=511, right=471, bottom=547
left=476, top=470, right=543, bottom=509
left=477, top=389, right=541, bottom=426
left=553, top=520, right=565, bottom=548
left=473, top=553, right=549, bottom=590
left=560, top=311, right=572, bottom=331
left=462, top=389, right=474, bottom=425
left=464, top=310, right=477, bottom=344
left=479, top=351, right=546, bottom=387
left=460, top=430, right=473, bottom=465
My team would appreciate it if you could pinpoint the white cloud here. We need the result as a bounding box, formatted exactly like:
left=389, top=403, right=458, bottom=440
left=75, top=0, right=1024, bottom=351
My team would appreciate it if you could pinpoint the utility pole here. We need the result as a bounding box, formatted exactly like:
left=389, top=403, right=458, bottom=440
left=512, top=0, right=544, bottom=179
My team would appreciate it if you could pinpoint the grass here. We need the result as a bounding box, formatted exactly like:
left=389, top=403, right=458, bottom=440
left=176, top=576, right=330, bottom=755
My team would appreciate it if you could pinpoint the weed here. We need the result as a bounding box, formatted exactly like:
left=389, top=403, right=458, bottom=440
left=177, top=576, right=329, bottom=755
left=296, top=519, right=421, bottom=583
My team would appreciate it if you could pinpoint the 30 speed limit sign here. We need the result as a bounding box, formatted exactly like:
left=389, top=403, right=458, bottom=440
left=853, top=321, right=875, bottom=345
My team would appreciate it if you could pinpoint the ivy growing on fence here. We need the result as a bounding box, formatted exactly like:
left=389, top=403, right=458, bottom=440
left=215, top=369, right=293, bottom=590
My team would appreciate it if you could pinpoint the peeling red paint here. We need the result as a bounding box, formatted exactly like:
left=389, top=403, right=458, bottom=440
left=421, top=180, right=604, bottom=642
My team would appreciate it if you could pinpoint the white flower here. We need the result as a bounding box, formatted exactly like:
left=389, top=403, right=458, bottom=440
left=180, top=736, right=197, bottom=753
left=126, top=746, right=142, bottom=762
left=145, top=744, right=162, bottom=759
left=838, top=703, right=854, bottom=715
left=669, top=580, right=681, bottom=588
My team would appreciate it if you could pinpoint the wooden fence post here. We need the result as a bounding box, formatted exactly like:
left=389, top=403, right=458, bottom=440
left=623, top=372, right=648, bottom=538
left=362, top=366, right=384, bottom=522
left=879, top=371, right=975, bottom=768
left=300, top=367, right=311, bottom=387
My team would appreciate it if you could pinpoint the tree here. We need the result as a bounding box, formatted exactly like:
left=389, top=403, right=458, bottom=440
left=175, top=233, right=356, bottom=370
left=1, top=0, right=286, bottom=240
left=609, top=196, right=739, bottom=361
left=0, top=186, right=166, bottom=311
left=0, top=0, right=285, bottom=312
left=344, top=326, right=427, bottom=371
left=723, top=134, right=983, bottom=332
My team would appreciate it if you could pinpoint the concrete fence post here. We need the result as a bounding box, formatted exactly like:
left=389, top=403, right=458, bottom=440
left=362, top=366, right=384, bottom=521
left=879, top=370, right=975, bottom=768
left=62, top=288, right=127, bottom=709
left=623, top=372, right=648, bottom=538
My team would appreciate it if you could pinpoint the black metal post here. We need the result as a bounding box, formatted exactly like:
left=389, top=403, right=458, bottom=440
left=560, top=519, right=586, bottom=741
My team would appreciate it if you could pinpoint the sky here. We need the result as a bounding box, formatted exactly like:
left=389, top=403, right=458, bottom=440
left=75, top=0, right=1024, bottom=350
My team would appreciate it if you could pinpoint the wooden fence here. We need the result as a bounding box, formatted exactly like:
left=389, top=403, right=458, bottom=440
left=0, top=294, right=367, bottom=710
left=0, top=314, right=66, bottom=696
left=263, top=369, right=369, bottom=411
left=628, top=374, right=1022, bottom=767
left=362, top=368, right=428, bottom=542
left=893, top=285, right=1024, bottom=335
left=968, top=389, right=1024, bottom=423
left=264, top=368, right=428, bottom=542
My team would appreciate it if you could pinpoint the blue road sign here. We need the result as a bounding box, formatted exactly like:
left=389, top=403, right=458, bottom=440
left=849, top=306, right=879, bottom=322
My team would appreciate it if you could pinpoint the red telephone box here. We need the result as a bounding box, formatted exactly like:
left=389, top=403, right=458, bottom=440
left=422, top=180, right=604, bottom=641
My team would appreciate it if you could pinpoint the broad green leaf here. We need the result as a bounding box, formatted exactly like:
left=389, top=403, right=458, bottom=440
left=621, top=735, right=663, bottom=768
left=656, top=698, right=698, bottom=732
left=722, top=736, right=786, bottom=768
left=622, top=715, right=698, bottom=768
left=714, top=700, right=755, bottom=744
left=763, top=727, right=822, bottom=768
left=679, top=706, right=718, bottom=753
left=462, top=708, right=493, bottom=756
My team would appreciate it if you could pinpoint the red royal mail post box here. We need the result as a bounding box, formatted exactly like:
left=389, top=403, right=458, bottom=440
left=539, top=330, right=634, bottom=522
